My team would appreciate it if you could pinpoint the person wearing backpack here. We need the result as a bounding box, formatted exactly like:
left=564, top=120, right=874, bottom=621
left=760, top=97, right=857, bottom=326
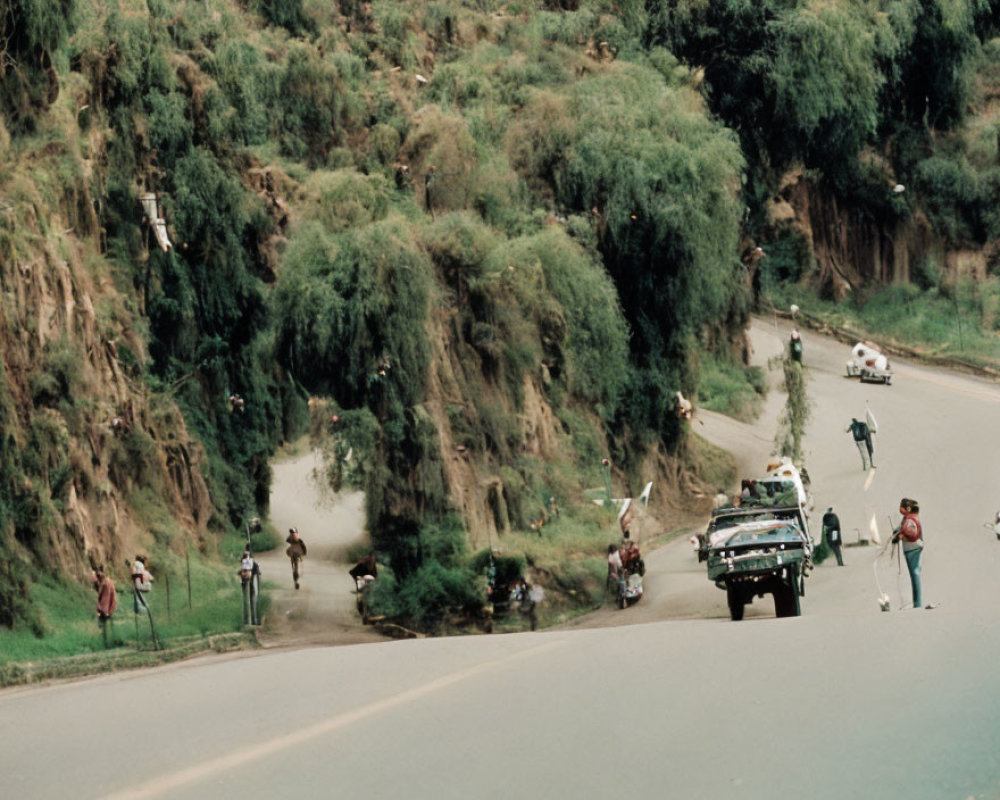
left=846, top=418, right=874, bottom=470
left=892, top=497, right=923, bottom=608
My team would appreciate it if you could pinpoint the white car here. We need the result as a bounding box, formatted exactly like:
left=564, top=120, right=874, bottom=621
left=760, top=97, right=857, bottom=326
left=846, top=342, right=892, bottom=384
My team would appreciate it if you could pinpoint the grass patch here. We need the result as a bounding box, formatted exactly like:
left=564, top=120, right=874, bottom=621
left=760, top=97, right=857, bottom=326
left=764, top=277, right=1000, bottom=368
left=0, top=555, right=267, bottom=667
left=696, top=353, right=767, bottom=421
left=687, top=433, right=738, bottom=496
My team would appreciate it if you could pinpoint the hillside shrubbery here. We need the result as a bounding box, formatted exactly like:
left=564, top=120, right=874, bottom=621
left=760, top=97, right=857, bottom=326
left=3, top=0, right=998, bottom=635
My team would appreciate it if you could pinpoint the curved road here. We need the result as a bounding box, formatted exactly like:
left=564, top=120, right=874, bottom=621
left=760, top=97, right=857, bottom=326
left=2, top=319, right=1000, bottom=799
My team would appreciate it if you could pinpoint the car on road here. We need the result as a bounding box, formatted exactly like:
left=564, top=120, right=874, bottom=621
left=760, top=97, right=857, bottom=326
left=846, top=341, right=892, bottom=384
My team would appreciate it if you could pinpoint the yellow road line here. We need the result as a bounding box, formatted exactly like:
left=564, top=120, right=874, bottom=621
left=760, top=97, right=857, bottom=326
left=102, top=638, right=567, bottom=800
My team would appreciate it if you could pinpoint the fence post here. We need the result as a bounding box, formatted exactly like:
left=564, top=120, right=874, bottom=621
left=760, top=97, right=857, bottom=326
left=251, top=572, right=260, bottom=625
left=242, top=579, right=251, bottom=626
left=186, top=547, right=192, bottom=610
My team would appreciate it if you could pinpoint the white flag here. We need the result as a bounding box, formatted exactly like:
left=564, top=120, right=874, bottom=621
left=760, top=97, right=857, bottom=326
left=866, top=406, right=878, bottom=434
left=869, top=513, right=882, bottom=545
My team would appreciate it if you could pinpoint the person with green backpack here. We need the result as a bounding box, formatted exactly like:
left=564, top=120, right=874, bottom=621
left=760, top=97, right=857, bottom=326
left=846, top=417, right=875, bottom=470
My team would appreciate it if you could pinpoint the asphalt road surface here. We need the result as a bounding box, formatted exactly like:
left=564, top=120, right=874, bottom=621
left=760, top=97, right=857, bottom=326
left=2, top=318, right=1000, bottom=800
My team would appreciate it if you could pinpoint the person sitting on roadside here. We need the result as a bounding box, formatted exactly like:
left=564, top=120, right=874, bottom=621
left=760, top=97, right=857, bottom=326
left=349, top=552, right=378, bottom=591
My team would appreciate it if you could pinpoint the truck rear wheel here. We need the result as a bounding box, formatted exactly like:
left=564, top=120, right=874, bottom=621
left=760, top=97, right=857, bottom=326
left=727, top=586, right=745, bottom=621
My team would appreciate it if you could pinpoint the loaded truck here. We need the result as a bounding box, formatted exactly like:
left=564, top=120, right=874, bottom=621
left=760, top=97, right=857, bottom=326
left=698, top=461, right=814, bottom=620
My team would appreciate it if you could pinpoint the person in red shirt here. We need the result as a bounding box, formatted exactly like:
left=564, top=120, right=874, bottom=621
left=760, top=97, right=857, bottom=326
left=892, top=498, right=924, bottom=608
left=93, top=570, right=117, bottom=647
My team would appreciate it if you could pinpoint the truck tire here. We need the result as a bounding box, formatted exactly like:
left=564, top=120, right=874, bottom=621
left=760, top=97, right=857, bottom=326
left=727, top=585, right=745, bottom=621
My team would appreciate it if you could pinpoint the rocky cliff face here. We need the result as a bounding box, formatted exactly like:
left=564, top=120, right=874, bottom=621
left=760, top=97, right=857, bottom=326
left=0, top=141, right=212, bottom=592
left=772, top=169, right=992, bottom=299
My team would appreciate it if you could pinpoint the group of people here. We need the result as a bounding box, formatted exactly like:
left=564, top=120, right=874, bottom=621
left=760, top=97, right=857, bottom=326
left=606, top=537, right=643, bottom=593
left=90, top=553, right=156, bottom=645
left=283, top=526, right=379, bottom=597
left=509, top=580, right=543, bottom=630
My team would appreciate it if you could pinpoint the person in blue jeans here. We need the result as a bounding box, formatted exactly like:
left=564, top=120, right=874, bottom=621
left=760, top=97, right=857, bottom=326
left=892, top=497, right=923, bottom=608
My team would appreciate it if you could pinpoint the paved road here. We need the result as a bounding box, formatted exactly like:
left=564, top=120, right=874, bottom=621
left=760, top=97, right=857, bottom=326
left=2, top=319, right=1000, bottom=799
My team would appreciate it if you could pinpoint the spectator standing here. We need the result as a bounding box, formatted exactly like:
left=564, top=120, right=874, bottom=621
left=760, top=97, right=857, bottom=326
left=130, top=554, right=153, bottom=614
left=239, top=550, right=260, bottom=625
left=789, top=329, right=803, bottom=363
left=94, top=569, right=117, bottom=647
left=822, top=507, right=844, bottom=566
left=607, top=544, right=624, bottom=601
left=892, top=498, right=924, bottom=609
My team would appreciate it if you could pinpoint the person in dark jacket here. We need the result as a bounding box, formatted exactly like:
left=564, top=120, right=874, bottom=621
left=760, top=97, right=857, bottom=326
left=822, top=507, right=844, bottom=566
left=789, top=329, right=803, bottom=363
left=846, top=418, right=874, bottom=470
left=285, top=527, right=307, bottom=590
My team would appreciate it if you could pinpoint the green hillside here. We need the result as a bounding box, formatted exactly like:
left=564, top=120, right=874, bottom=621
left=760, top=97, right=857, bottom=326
left=0, top=0, right=997, bottom=636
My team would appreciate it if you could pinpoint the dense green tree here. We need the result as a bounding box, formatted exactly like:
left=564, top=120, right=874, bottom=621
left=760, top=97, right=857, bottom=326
left=511, top=63, right=746, bottom=452
left=0, top=0, right=74, bottom=129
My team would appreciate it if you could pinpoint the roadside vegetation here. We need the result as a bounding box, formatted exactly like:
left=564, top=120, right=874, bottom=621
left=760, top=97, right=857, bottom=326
left=765, top=277, right=1000, bottom=370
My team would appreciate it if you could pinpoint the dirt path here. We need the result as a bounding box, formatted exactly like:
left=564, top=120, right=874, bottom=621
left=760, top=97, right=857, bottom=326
left=256, top=445, right=384, bottom=648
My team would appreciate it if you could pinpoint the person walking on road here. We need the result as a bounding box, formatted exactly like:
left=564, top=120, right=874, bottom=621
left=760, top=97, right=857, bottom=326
left=822, top=507, right=844, bottom=566
left=892, top=498, right=924, bottom=609
left=285, top=527, right=307, bottom=590
left=846, top=418, right=875, bottom=470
